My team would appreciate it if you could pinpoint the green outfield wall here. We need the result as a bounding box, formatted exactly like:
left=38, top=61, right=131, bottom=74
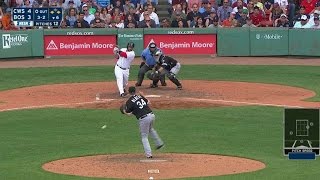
left=1, top=28, right=320, bottom=59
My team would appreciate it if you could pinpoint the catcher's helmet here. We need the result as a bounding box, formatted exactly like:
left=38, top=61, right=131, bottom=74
left=153, top=49, right=162, bottom=56
left=127, top=42, right=135, bottom=49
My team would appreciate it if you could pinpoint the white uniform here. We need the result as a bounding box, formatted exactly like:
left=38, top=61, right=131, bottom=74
left=114, top=48, right=135, bottom=95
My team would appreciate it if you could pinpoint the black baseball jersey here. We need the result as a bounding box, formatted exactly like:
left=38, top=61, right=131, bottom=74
left=158, top=56, right=177, bottom=71
left=125, top=95, right=152, bottom=119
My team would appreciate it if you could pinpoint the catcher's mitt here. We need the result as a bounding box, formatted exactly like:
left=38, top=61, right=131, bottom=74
left=146, top=71, right=160, bottom=80
left=120, top=104, right=126, bottom=114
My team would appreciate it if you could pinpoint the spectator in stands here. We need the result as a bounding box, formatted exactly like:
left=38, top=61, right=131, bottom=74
left=311, top=2, right=320, bottom=14
left=22, top=0, right=32, bottom=7
left=169, top=0, right=186, bottom=15
left=205, top=10, right=218, bottom=26
left=113, top=0, right=124, bottom=12
left=143, top=0, right=157, bottom=12
left=91, top=11, right=106, bottom=27
left=124, top=13, right=138, bottom=27
left=275, top=0, right=288, bottom=12
left=252, top=0, right=263, bottom=11
left=242, top=17, right=256, bottom=26
left=0, top=0, right=8, bottom=12
left=40, top=0, right=49, bottom=7
left=60, top=17, right=70, bottom=28
left=171, top=3, right=187, bottom=21
left=232, top=0, right=247, bottom=8
left=74, top=11, right=90, bottom=27
left=208, top=15, right=222, bottom=27
left=300, top=0, right=317, bottom=15
left=217, top=0, right=233, bottom=23
left=222, top=11, right=236, bottom=27
left=275, top=13, right=289, bottom=27
left=1, top=8, right=10, bottom=29
left=114, top=15, right=124, bottom=27
left=138, top=15, right=156, bottom=27
left=139, top=4, right=159, bottom=27
left=233, top=0, right=248, bottom=13
left=187, top=0, right=200, bottom=12
left=160, top=17, right=171, bottom=27
left=100, top=7, right=112, bottom=23
left=264, top=0, right=273, bottom=16
left=250, top=6, right=263, bottom=26
left=237, top=8, right=249, bottom=26
left=294, top=6, right=310, bottom=24
left=293, top=14, right=312, bottom=28
left=201, top=1, right=215, bottom=20
left=129, top=0, right=141, bottom=11
left=128, top=7, right=140, bottom=21
left=64, top=0, right=81, bottom=8
left=65, top=8, right=77, bottom=27
left=171, top=11, right=188, bottom=27
left=187, top=3, right=202, bottom=27
left=269, top=2, right=283, bottom=24
left=64, top=1, right=78, bottom=13
left=181, top=1, right=188, bottom=14
left=194, top=15, right=205, bottom=27
left=82, top=4, right=95, bottom=23
left=109, top=19, right=117, bottom=28
left=311, top=16, right=320, bottom=28
left=247, top=0, right=254, bottom=14
left=111, top=7, right=125, bottom=21
left=123, top=0, right=135, bottom=15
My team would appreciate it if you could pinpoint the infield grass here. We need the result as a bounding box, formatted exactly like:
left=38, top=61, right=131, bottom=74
left=0, top=107, right=319, bottom=180
left=0, top=65, right=320, bottom=100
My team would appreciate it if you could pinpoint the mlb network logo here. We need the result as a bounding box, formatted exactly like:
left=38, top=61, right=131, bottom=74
left=2, top=34, right=28, bottom=49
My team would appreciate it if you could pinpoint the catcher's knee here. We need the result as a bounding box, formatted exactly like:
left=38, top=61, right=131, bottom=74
left=167, top=73, right=176, bottom=80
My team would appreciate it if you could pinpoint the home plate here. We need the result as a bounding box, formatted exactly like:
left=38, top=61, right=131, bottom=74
left=145, top=95, right=161, bottom=98
left=140, top=159, right=168, bottom=163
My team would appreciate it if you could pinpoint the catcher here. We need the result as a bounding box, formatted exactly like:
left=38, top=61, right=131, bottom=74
left=120, top=86, right=164, bottom=158
left=148, top=50, right=182, bottom=90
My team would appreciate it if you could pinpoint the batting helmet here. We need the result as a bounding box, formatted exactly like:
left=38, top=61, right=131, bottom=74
left=127, top=42, right=135, bottom=49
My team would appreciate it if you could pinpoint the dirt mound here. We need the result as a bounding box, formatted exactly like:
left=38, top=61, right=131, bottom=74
left=42, top=153, right=266, bottom=179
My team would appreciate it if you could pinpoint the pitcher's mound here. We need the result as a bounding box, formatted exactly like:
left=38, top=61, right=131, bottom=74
left=42, top=153, right=265, bottom=179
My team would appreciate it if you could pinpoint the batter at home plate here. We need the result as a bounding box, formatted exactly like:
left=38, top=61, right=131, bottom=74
left=113, top=42, right=136, bottom=97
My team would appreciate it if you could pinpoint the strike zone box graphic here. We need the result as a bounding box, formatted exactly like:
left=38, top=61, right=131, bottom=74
left=284, top=109, right=320, bottom=156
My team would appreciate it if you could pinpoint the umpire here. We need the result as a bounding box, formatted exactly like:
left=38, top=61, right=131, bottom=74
left=135, top=42, right=166, bottom=87
left=122, top=86, right=164, bottom=158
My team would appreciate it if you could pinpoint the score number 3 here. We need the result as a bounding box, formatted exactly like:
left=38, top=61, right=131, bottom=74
left=136, top=99, right=147, bottom=109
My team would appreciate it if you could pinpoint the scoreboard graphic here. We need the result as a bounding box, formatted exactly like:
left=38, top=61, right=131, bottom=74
left=12, top=8, right=63, bottom=27
left=284, top=109, right=320, bottom=157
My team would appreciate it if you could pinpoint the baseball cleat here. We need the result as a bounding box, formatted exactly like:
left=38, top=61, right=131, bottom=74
left=135, top=83, right=141, bottom=87
left=177, top=85, right=182, bottom=90
left=147, top=156, right=153, bottom=158
left=156, top=144, right=164, bottom=150
left=120, top=93, right=126, bottom=97
left=161, top=82, right=167, bottom=86
left=149, top=84, right=158, bottom=88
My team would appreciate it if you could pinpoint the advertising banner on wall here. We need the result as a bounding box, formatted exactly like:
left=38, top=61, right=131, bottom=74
left=44, top=35, right=116, bottom=56
left=144, top=34, right=216, bottom=55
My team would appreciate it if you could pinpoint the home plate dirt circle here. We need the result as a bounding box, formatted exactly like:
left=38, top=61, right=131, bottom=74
left=42, top=153, right=266, bottom=179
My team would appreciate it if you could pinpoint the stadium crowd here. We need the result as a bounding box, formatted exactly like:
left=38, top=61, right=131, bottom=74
left=0, top=0, right=320, bottom=30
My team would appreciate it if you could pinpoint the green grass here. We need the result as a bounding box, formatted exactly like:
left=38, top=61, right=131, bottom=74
left=1, top=64, right=320, bottom=179
left=1, top=65, right=320, bottom=100
left=0, top=107, right=319, bottom=180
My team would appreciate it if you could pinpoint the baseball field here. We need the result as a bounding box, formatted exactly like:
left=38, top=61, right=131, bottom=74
left=1, top=57, right=320, bottom=180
